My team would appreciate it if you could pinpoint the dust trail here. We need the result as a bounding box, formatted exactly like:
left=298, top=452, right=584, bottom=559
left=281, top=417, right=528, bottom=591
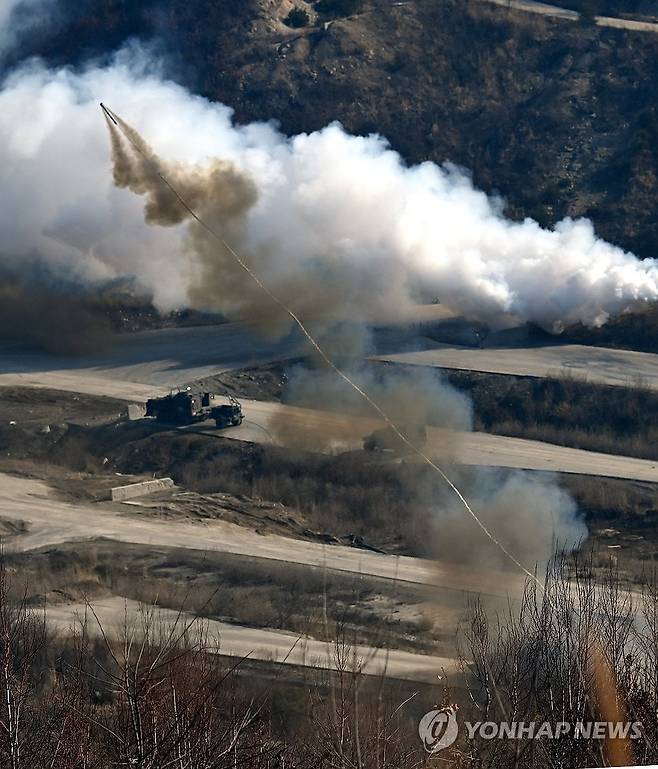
left=107, top=114, right=258, bottom=229
left=103, top=104, right=550, bottom=586
left=271, top=361, right=472, bottom=456
left=104, top=109, right=275, bottom=332
left=427, top=468, right=583, bottom=572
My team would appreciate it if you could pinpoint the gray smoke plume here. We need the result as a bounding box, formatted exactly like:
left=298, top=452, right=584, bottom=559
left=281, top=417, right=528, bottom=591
left=272, top=356, right=586, bottom=570
left=0, top=50, right=591, bottom=571
left=106, top=113, right=289, bottom=334
left=0, top=274, right=113, bottom=354
left=271, top=360, right=472, bottom=453
left=426, top=467, right=585, bottom=572
left=107, top=115, right=257, bottom=230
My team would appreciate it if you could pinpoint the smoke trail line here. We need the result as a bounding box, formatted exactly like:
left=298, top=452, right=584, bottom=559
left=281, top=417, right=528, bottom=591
left=102, top=103, right=544, bottom=591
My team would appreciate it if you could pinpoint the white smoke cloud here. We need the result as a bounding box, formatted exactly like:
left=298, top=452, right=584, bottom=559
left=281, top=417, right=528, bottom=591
left=1, top=49, right=657, bottom=330
left=0, top=48, right=590, bottom=571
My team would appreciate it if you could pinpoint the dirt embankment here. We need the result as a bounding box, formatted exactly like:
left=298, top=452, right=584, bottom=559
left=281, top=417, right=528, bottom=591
left=3, top=383, right=658, bottom=578
left=7, top=542, right=452, bottom=654
left=0, top=387, right=126, bottom=428
left=191, top=362, right=291, bottom=403
left=0, top=387, right=406, bottom=552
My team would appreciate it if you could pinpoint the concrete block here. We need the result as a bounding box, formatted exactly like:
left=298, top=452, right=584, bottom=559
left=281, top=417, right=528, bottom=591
left=111, top=478, right=174, bottom=502
left=126, top=404, right=146, bottom=421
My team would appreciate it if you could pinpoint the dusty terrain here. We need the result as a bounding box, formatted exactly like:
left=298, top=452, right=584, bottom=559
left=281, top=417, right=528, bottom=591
left=3, top=319, right=658, bottom=481
left=0, top=472, right=527, bottom=599
left=44, top=596, right=456, bottom=683
left=0, top=316, right=655, bottom=676
left=0, top=323, right=299, bottom=397
left=187, top=398, right=658, bottom=481
left=375, top=343, right=658, bottom=390
left=12, top=540, right=463, bottom=655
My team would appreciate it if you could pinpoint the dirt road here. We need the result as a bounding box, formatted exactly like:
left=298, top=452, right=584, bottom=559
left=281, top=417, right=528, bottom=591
left=0, top=473, right=526, bottom=598
left=3, top=322, right=658, bottom=481
left=484, top=0, right=658, bottom=32
left=0, top=307, right=454, bottom=401
left=45, top=597, right=455, bottom=683
left=204, top=399, right=658, bottom=483
left=5, top=319, right=658, bottom=401
left=0, top=324, right=297, bottom=399
left=374, top=344, right=658, bottom=391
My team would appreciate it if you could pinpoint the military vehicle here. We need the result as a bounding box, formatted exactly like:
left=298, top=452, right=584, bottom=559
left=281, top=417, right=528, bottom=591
left=363, top=423, right=427, bottom=453
left=145, top=389, right=243, bottom=428
left=211, top=396, right=244, bottom=428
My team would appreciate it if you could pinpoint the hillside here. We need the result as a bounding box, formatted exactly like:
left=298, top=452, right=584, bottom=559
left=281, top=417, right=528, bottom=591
left=7, top=0, right=658, bottom=262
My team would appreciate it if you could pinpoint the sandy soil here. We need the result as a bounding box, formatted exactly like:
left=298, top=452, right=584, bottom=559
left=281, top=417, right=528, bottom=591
left=374, top=344, right=658, bottom=390
left=193, top=399, right=658, bottom=482
left=45, top=596, right=456, bottom=683
left=0, top=472, right=526, bottom=599
left=484, top=0, right=658, bottom=31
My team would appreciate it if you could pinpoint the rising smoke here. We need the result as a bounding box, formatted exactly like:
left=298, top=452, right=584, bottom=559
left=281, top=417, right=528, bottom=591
left=0, top=273, right=113, bottom=354
left=0, top=49, right=603, bottom=569
left=1, top=49, right=657, bottom=336
left=270, top=361, right=472, bottom=454
left=426, top=467, right=586, bottom=571
left=268, top=360, right=586, bottom=571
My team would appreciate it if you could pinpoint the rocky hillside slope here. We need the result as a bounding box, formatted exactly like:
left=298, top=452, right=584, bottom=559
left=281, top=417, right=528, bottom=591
left=9, top=0, right=658, bottom=260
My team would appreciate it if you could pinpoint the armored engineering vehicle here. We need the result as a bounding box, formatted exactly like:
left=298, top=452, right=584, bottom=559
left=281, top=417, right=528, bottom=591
left=363, top=423, right=427, bottom=453
left=145, top=389, right=243, bottom=428
left=211, top=396, right=244, bottom=428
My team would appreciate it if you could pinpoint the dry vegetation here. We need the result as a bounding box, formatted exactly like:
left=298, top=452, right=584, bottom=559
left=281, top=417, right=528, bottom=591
left=0, top=411, right=434, bottom=554
left=110, top=431, right=438, bottom=554
left=443, top=367, right=658, bottom=460
left=0, top=564, right=429, bottom=767
left=0, top=387, right=125, bottom=428
left=0, top=553, right=656, bottom=766
left=560, top=474, right=658, bottom=582
left=6, top=543, right=446, bottom=654
left=452, top=555, right=658, bottom=767
left=3, top=385, right=658, bottom=567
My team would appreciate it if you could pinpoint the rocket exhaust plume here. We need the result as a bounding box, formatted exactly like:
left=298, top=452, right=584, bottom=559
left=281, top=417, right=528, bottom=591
left=103, top=103, right=586, bottom=583
left=1, top=53, right=657, bottom=331
left=0, top=52, right=589, bottom=575
left=100, top=102, right=117, bottom=126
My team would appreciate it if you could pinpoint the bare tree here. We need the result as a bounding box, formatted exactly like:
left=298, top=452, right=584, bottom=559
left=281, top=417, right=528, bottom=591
left=459, top=553, right=657, bottom=768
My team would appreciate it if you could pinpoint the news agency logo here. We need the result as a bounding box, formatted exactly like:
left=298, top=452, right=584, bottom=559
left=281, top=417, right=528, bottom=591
left=418, top=708, right=643, bottom=755
left=418, top=706, right=459, bottom=754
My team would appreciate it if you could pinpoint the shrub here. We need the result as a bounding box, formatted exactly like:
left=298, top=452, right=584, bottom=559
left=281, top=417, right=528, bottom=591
left=578, top=0, right=599, bottom=22
left=316, top=0, right=363, bottom=17
left=284, top=7, right=310, bottom=27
